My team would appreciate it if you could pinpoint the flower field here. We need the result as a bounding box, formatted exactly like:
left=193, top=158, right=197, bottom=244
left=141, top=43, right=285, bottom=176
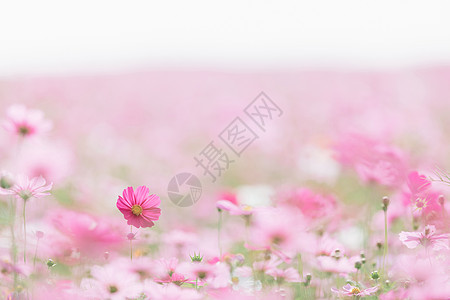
left=0, top=69, right=449, bottom=299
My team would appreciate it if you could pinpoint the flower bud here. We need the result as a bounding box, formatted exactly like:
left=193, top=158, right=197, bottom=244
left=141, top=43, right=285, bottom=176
left=46, top=259, right=57, bottom=268
left=371, top=270, right=380, bottom=280
left=382, top=196, right=390, bottom=211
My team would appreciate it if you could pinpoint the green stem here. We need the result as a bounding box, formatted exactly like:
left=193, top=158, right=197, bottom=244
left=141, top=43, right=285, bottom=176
left=130, top=226, right=133, bottom=261
left=218, top=210, right=223, bottom=257
left=382, top=209, right=388, bottom=275
left=10, top=197, right=18, bottom=288
left=23, top=201, right=27, bottom=264
left=33, top=239, right=40, bottom=268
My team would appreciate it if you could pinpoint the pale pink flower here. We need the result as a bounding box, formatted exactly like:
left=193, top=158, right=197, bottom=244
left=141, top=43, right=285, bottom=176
left=116, top=186, right=161, bottom=228
left=0, top=174, right=52, bottom=201
left=144, top=280, right=202, bottom=300
left=402, top=171, right=442, bottom=215
left=52, top=210, right=123, bottom=258
left=3, top=104, right=52, bottom=137
left=253, top=256, right=282, bottom=273
left=334, top=133, right=407, bottom=187
left=407, top=171, right=431, bottom=196
left=80, top=264, right=142, bottom=300
left=316, top=255, right=358, bottom=274
left=399, top=225, right=449, bottom=250
left=331, top=284, right=378, bottom=297
left=266, top=267, right=301, bottom=283
left=248, top=207, right=316, bottom=257
left=278, top=188, right=336, bottom=219
left=216, top=192, right=253, bottom=216
left=178, top=262, right=230, bottom=288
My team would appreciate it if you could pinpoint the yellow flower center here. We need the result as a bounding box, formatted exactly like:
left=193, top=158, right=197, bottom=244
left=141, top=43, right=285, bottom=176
left=131, top=205, right=143, bottom=216
left=351, top=287, right=361, bottom=295
left=242, top=205, right=253, bottom=211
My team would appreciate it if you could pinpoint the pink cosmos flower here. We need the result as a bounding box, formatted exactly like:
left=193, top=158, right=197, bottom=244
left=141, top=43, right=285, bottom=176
left=266, top=267, right=301, bottom=283
left=0, top=174, right=52, bottom=201
left=334, top=133, right=407, bottom=187
left=399, top=225, right=449, bottom=251
left=80, top=264, right=142, bottom=300
left=331, top=284, right=378, bottom=297
left=216, top=192, right=253, bottom=216
left=51, top=210, right=123, bottom=258
left=116, top=186, right=161, bottom=228
left=402, top=171, right=442, bottom=215
left=3, top=104, right=52, bottom=138
left=278, top=188, right=336, bottom=219
left=248, top=207, right=316, bottom=258
left=144, top=280, right=202, bottom=300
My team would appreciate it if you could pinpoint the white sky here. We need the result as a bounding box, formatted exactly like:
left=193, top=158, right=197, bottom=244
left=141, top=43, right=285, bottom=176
left=1, top=1, right=450, bottom=77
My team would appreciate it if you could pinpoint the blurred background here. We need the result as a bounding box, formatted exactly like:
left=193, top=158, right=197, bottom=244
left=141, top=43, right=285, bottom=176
left=1, top=0, right=450, bottom=218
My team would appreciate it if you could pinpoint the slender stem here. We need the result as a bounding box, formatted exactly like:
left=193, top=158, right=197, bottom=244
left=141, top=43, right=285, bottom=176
left=9, top=197, right=18, bottom=289
left=195, top=277, right=198, bottom=290
left=382, top=209, right=388, bottom=275
left=23, top=201, right=27, bottom=264
left=297, top=253, right=303, bottom=280
left=33, top=239, right=40, bottom=268
left=218, top=210, right=223, bottom=257
left=130, top=226, right=133, bottom=261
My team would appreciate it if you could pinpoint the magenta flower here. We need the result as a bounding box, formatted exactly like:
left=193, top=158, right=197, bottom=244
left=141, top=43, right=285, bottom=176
left=0, top=174, right=52, bottom=201
left=116, top=186, right=161, bottom=228
left=331, top=284, right=378, bottom=297
left=399, top=225, right=449, bottom=251
left=3, top=104, right=52, bottom=138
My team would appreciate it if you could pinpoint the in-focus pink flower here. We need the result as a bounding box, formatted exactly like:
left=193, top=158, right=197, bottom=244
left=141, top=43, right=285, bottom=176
left=116, top=186, right=161, bottom=228
left=331, top=284, right=378, bottom=297
left=0, top=174, right=52, bottom=201
left=399, top=225, right=449, bottom=251
left=3, top=104, right=52, bottom=138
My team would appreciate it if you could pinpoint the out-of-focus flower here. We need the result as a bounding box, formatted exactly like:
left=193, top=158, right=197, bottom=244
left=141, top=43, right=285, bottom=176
left=216, top=191, right=254, bottom=216
left=231, top=266, right=261, bottom=293
left=178, top=262, right=230, bottom=288
left=116, top=186, right=161, bottom=228
left=316, top=255, right=358, bottom=274
left=80, top=264, right=142, bottom=300
left=331, top=284, right=378, bottom=297
left=247, top=207, right=316, bottom=262
left=402, top=171, right=443, bottom=215
left=399, top=225, right=449, bottom=251
left=3, top=104, right=52, bottom=138
left=266, top=267, right=301, bottom=283
left=278, top=188, right=336, bottom=219
left=0, top=174, right=52, bottom=201
left=52, top=210, right=123, bottom=258
left=334, top=133, right=408, bottom=187
left=379, top=288, right=409, bottom=300
left=144, top=280, right=202, bottom=300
